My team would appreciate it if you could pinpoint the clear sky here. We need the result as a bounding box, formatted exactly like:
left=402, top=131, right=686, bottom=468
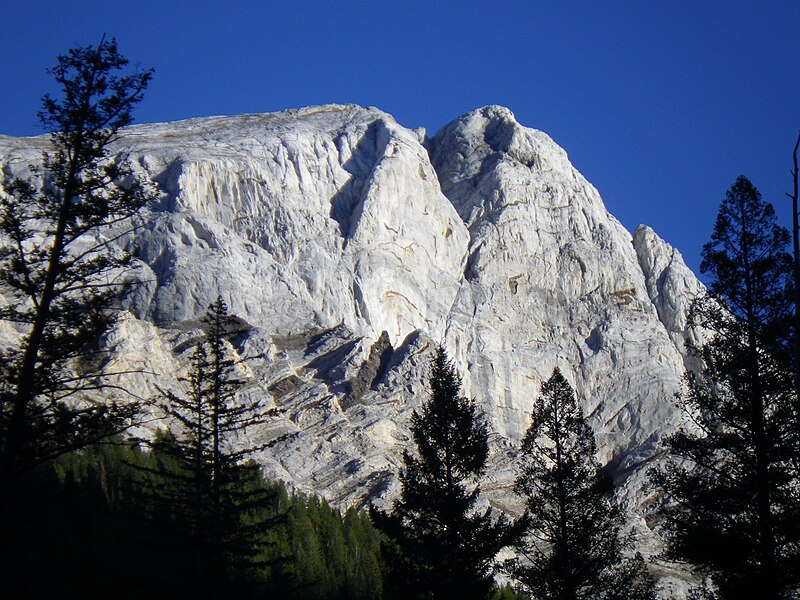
left=1, top=1, right=798, bottom=277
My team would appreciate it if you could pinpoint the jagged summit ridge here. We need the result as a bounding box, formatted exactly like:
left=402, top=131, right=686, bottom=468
left=0, top=104, right=701, bottom=522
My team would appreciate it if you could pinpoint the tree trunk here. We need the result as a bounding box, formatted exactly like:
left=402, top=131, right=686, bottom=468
left=789, top=132, right=800, bottom=439
left=1, top=147, right=81, bottom=486
left=0, top=53, right=102, bottom=487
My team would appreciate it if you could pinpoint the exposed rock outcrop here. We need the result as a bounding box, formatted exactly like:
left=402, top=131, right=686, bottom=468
left=0, top=106, right=704, bottom=581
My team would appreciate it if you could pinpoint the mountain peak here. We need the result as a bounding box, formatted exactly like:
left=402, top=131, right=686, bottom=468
left=0, top=105, right=704, bottom=580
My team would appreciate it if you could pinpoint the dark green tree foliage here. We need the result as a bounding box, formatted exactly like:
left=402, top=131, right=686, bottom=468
left=146, top=297, right=279, bottom=598
left=0, top=38, right=155, bottom=486
left=340, top=507, right=384, bottom=599
left=3, top=438, right=383, bottom=600
left=488, top=583, right=529, bottom=600
left=511, top=369, right=655, bottom=600
left=702, top=176, right=794, bottom=352
left=651, top=176, right=800, bottom=599
left=263, top=491, right=383, bottom=600
left=2, top=437, right=200, bottom=600
left=373, top=346, right=519, bottom=600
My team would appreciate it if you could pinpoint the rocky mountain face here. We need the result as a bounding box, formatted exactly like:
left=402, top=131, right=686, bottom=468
left=0, top=104, right=703, bottom=585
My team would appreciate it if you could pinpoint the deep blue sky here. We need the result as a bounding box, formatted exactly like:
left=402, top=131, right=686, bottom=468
left=2, top=1, right=799, bottom=276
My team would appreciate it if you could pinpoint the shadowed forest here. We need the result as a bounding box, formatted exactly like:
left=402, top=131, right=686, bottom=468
left=2, top=39, right=800, bottom=600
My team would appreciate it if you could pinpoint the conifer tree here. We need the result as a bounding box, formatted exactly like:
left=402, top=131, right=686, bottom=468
left=150, top=297, right=279, bottom=599
left=372, top=346, right=520, bottom=600
left=788, top=133, right=800, bottom=430
left=510, top=368, right=655, bottom=600
left=0, top=38, right=155, bottom=488
left=651, top=176, right=800, bottom=598
left=259, top=487, right=383, bottom=600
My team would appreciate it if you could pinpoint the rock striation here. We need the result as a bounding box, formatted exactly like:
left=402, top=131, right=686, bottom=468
left=0, top=104, right=703, bottom=576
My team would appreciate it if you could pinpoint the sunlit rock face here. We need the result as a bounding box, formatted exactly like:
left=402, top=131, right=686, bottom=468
left=0, top=104, right=702, bottom=583
left=430, top=106, right=693, bottom=468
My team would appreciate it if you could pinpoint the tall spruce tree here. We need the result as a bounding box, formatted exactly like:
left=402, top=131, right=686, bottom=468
left=0, top=38, right=155, bottom=489
left=510, top=368, right=655, bottom=600
left=788, top=132, right=800, bottom=431
left=651, top=176, right=800, bottom=599
left=372, top=346, right=521, bottom=600
left=149, top=297, right=279, bottom=599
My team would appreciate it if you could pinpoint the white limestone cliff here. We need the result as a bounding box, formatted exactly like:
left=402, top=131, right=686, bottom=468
left=0, top=105, right=705, bottom=586
left=430, top=107, right=692, bottom=472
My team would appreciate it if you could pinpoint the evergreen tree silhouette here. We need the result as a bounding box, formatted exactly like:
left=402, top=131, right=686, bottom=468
left=372, top=346, right=521, bottom=600
left=0, top=36, right=155, bottom=489
left=651, top=176, right=800, bottom=598
left=148, top=297, right=279, bottom=599
left=0, top=38, right=155, bottom=596
left=510, top=368, right=655, bottom=600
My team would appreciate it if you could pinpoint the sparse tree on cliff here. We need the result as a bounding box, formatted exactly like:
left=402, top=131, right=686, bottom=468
left=371, top=346, right=522, bottom=600
left=0, top=38, right=155, bottom=490
left=510, top=368, right=655, bottom=600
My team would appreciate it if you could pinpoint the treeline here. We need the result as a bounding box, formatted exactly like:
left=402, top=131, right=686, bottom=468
left=3, top=37, right=800, bottom=600
left=4, top=437, right=383, bottom=600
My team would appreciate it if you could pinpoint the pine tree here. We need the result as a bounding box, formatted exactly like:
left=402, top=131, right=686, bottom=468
left=788, top=133, right=800, bottom=433
left=651, top=176, right=800, bottom=598
left=372, top=346, right=521, bottom=600
left=149, top=297, right=279, bottom=599
left=510, top=368, right=655, bottom=600
left=0, top=38, right=155, bottom=489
